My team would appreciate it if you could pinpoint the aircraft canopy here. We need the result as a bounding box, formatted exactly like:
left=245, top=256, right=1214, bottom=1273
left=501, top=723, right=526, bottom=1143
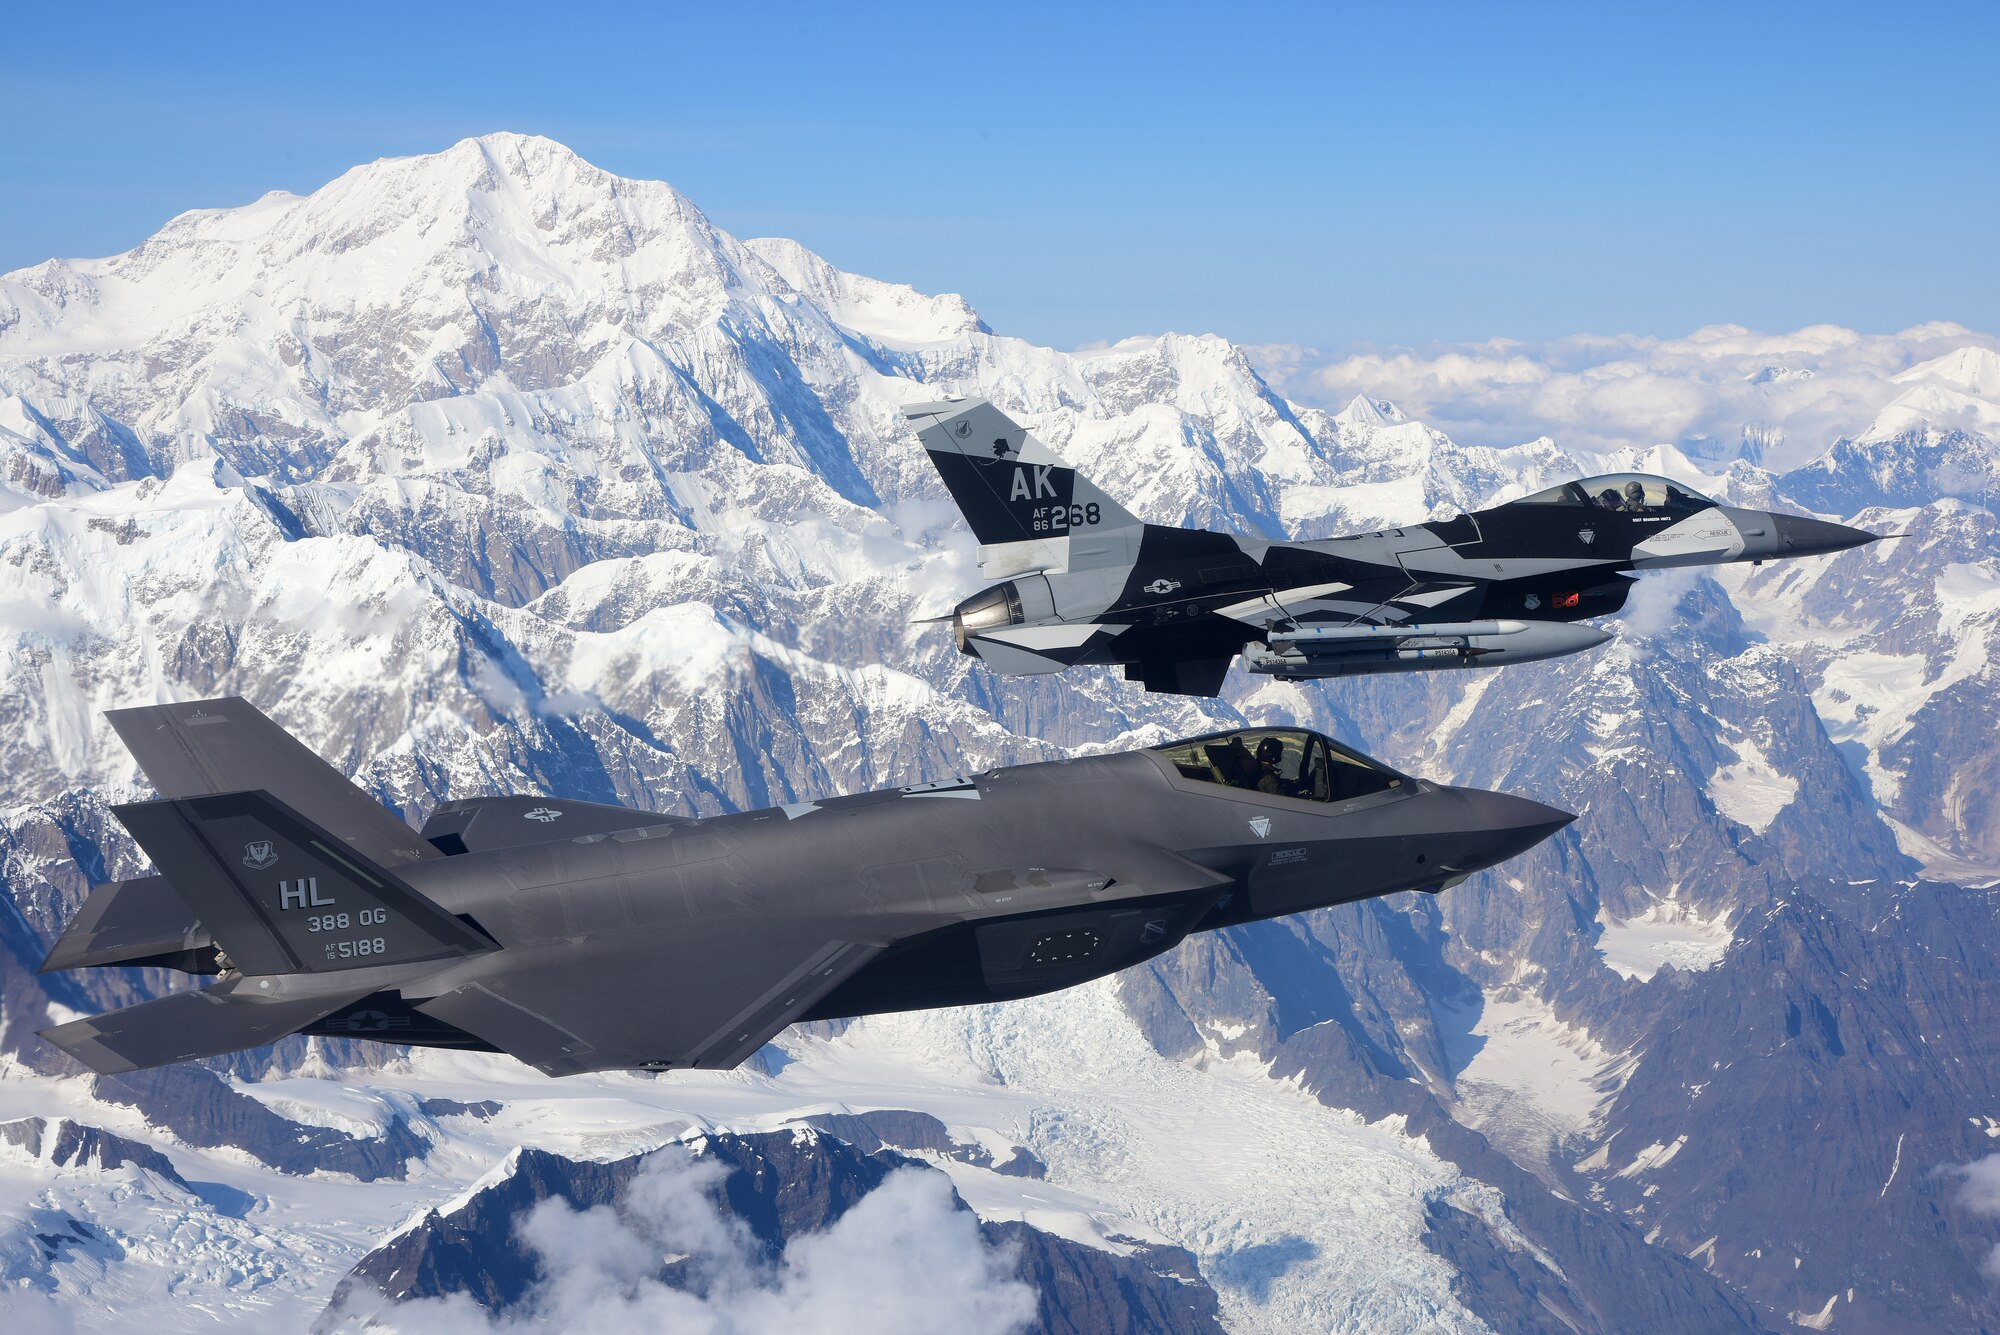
left=1512, top=473, right=1715, bottom=515
left=1154, top=727, right=1404, bottom=803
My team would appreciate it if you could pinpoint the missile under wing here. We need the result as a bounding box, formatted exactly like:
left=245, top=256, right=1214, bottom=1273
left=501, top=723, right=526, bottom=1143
left=904, top=399, right=1876, bottom=696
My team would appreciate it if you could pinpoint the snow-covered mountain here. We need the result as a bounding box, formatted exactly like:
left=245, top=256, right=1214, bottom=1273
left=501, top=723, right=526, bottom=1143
left=2, top=133, right=1997, bottom=1333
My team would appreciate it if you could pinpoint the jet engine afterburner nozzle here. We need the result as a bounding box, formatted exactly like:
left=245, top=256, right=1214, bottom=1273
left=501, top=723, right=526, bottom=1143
left=950, top=576, right=1056, bottom=654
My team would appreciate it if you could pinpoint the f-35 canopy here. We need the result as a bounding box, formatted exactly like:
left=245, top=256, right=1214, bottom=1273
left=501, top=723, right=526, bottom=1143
left=1508, top=473, right=1717, bottom=515
left=1153, top=727, right=1405, bottom=803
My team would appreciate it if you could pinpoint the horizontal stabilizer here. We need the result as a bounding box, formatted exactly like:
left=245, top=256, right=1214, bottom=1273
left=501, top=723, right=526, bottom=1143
left=113, top=790, right=497, bottom=977
left=38, top=876, right=215, bottom=975
left=39, top=978, right=374, bottom=1075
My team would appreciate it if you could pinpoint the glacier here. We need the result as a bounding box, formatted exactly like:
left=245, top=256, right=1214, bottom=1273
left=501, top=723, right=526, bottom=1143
left=1, top=132, right=1997, bottom=1333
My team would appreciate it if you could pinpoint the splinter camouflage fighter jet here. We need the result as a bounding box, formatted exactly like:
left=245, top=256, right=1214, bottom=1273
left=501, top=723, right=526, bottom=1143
left=905, top=398, right=1876, bottom=696
left=40, top=698, right=1568, bottom=1077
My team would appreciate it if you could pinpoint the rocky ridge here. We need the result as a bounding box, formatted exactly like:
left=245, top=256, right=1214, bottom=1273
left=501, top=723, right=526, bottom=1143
left=0, top=134, right=1995, bottom=1331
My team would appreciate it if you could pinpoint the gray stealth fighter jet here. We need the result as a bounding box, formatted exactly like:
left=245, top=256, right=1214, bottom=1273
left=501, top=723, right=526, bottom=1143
left=39, top=698, right=1568, bottom=1077
left=907, top=398, right=1877, bottom=695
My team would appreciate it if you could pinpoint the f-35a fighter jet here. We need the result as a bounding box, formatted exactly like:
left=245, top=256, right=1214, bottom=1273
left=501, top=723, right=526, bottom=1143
left=39, top=698, right=1568, bottom=1077
left=906, top=399, right=1876, bottom=696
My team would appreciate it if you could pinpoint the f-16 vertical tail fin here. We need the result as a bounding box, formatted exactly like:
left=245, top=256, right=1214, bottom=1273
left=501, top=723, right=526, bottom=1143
left=903, top=399, right=1143, bottom=574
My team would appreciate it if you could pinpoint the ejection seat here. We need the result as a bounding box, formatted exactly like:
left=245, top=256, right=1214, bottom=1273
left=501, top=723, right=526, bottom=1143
left=1205, top=738, right=1264, bottom=790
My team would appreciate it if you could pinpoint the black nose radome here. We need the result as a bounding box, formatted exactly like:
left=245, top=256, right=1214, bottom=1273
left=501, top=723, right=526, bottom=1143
left=1773, top=512, right=1876, bottom=557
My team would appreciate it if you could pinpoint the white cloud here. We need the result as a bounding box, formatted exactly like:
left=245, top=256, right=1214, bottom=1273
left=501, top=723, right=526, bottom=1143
left=1251, top=322, right=2000, bottom=470
left=362, top=1147, right=1037, bottom=1334
left=1952, top=1154, right=2000, bottom=1281
left=1615, top=566, right=1709, bottom=652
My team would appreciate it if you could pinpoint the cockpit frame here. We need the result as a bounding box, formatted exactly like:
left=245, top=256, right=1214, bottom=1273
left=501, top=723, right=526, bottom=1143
left=1146, top=727, right=1413, bottom=813
left=1509, top=473, right=1716, bottom=516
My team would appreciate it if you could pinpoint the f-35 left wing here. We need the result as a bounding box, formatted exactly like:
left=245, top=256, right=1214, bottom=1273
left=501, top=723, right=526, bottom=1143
left=416, top=921, right=881, bottom=1077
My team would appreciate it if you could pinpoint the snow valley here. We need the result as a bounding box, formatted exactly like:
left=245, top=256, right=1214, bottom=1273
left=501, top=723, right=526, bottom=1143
left=1, top=134, right=1998, bottom=1333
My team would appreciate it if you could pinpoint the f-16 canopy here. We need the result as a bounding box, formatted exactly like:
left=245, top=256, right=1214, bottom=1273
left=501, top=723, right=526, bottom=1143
left=1510, top=474, right=1716, bottom=515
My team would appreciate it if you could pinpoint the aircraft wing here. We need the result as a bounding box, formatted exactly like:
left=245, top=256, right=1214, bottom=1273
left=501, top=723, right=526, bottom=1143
left=1210, top=573, right=1483, bottom=633
left=416, top=918, right=882, bottom=1077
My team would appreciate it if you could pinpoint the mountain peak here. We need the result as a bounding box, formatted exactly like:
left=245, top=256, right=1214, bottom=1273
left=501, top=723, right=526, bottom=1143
left=1894, top=344, right=2000, bottom=398
left=1335, top=394, right=1407, bottom=427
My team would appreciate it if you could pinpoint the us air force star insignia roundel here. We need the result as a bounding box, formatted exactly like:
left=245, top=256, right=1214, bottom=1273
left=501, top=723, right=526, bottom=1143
left=523, top=807, right=563, bottom=823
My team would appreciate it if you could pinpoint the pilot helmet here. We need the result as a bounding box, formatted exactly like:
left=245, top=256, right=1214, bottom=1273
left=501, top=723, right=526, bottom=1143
left=1254, top=737, right=1284, bottom=765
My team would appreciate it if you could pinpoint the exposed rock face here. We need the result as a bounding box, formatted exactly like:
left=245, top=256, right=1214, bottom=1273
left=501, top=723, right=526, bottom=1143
left=0, top=1116, right=187, bottom=1188
left=1, top=134, right=1997, bottom=1332
left=1581, top=882, right=2000, bottom=1335
left=317, top=1131, right=1223, bottom=1335
left=794, top=1108, right=1049, bottom=1177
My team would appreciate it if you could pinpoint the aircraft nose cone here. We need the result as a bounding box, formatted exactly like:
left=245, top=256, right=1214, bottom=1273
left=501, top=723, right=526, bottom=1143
left=1772, top=511, right=1876, bottom=557
left=1443, top=788, right=1576, bottom=872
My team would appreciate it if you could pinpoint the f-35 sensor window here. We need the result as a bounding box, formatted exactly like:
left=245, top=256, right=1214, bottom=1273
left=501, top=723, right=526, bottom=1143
left=1153, top=728, right=1402, bottom=803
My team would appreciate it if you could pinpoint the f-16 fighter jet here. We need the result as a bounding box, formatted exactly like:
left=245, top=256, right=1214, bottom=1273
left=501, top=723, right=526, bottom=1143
left=39, top=698, right=1568, bottom=1077
left=905, top=399, right=1876, bottom=696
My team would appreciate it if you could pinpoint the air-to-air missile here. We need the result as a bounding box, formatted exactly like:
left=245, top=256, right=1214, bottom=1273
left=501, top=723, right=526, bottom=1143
left=905, top=398, right=1877, bottom=696
left=39, top=698, right=1568, bottom=1077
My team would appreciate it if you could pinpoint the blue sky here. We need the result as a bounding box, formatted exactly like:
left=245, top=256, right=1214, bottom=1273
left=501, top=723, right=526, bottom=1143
left=3, top=2, right=1994, bottom=350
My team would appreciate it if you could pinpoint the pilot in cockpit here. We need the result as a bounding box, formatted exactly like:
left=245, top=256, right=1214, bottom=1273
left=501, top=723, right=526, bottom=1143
left=1254, top=737, right=1292, bottom=797
left=1594, top=481, right=1650, bottom=513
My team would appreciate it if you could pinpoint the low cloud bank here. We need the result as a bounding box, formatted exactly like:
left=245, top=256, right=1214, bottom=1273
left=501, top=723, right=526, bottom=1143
left=1954, top=1154, right=2000, bottom=1281
left=365, top=1151, right=1037, bottom=1334
left=1251, top=322, right=1999, bottom=469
